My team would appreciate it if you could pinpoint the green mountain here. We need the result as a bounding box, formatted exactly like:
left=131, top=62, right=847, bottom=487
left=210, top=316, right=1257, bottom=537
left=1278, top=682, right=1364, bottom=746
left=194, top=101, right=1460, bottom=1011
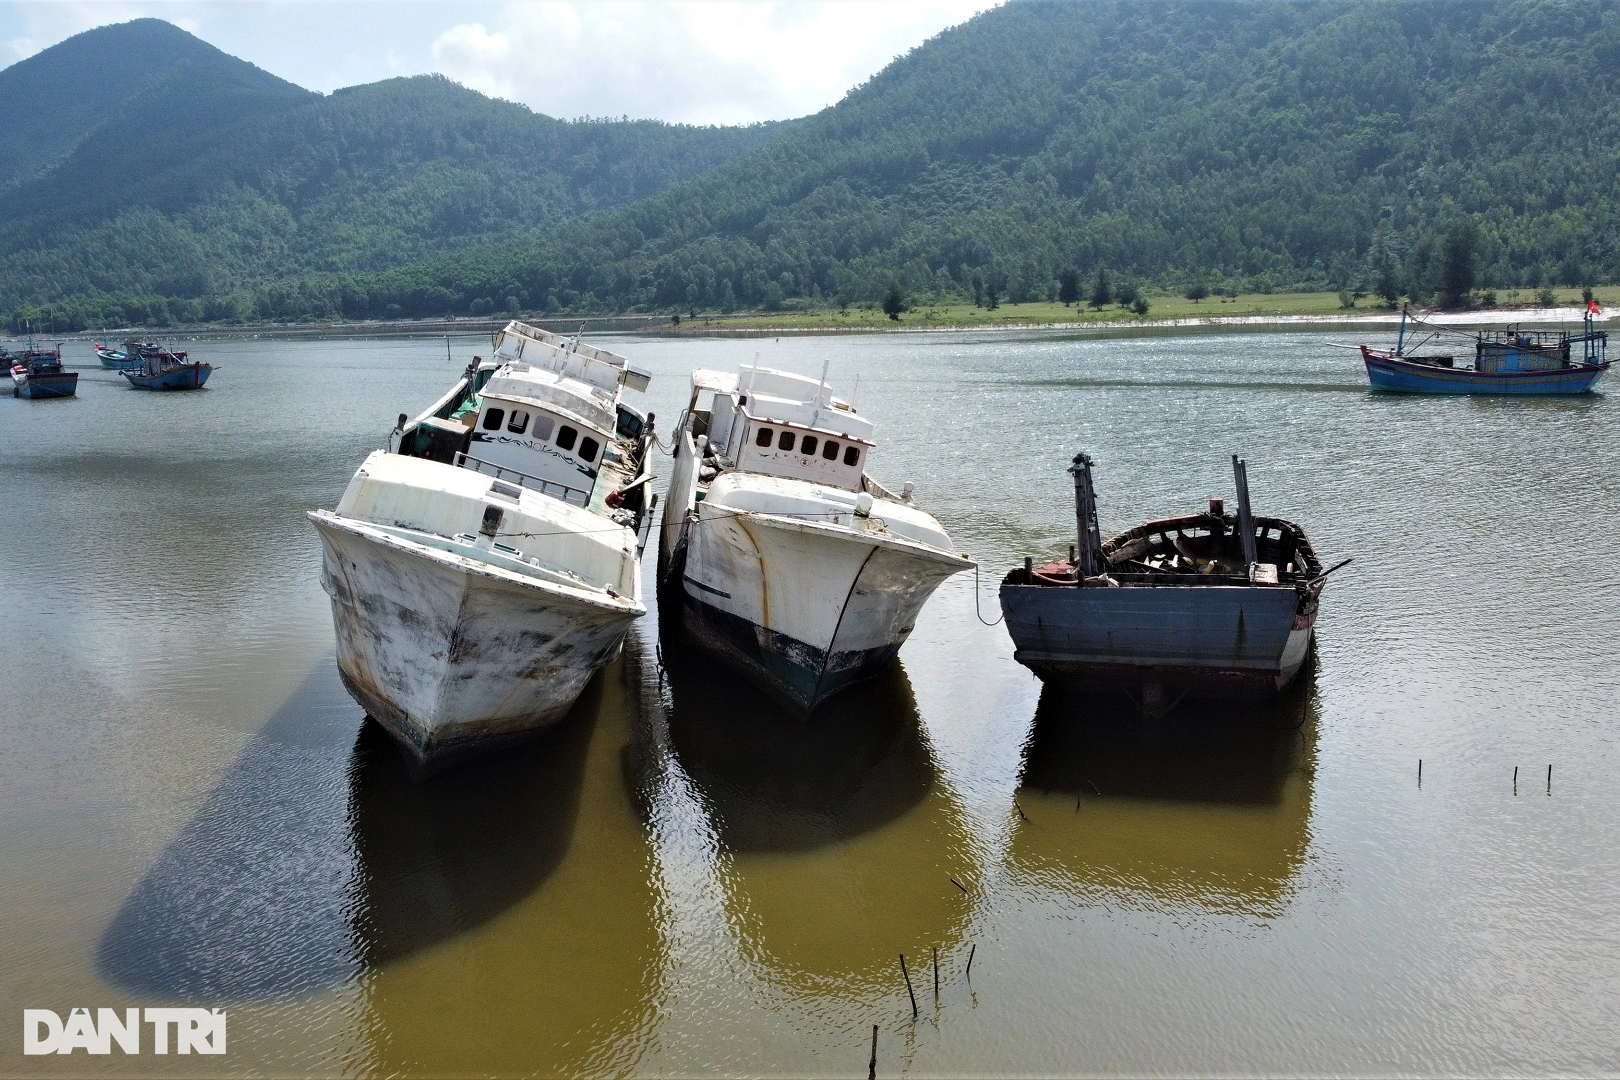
left=8, top=0, right=1620, bottom=329
left=0, top=18, right=309, bottom=190
left=0, top=20, right=784, bottom=326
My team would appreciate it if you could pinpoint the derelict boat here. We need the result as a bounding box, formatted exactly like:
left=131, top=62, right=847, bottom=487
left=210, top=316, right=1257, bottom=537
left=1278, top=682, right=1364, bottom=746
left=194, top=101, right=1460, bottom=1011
left=658, top=363, right=972, bottom=712
left=309, top=321, right=657, bottom=766
left=999, top=453, right=1341, bottom=716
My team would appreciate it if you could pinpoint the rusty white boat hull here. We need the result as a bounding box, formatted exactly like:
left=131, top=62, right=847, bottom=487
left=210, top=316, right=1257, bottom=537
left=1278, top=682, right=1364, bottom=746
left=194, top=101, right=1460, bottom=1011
left=669, top=466, right=969, bottom=712
left=307, top=448, right=645, bottom=766
left=312, top=513, right=641, bottom=762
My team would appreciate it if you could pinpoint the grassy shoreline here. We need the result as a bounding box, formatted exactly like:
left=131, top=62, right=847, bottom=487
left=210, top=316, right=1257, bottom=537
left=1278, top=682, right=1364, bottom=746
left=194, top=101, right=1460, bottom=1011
left=16, top=289, right=1616, bottom=342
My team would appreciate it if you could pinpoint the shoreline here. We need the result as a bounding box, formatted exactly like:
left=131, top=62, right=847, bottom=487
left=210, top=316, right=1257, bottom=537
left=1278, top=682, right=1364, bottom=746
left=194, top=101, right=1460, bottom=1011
left=13, top=304, right=1610, bottom=344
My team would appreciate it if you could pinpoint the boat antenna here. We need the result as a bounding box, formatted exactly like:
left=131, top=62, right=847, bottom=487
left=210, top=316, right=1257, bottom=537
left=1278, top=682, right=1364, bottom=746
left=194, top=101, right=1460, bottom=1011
left=850, top=373, right=860, bottom=410
left=1396, top=302, right=1408, bottom=357
left=818, top=356, right=831, bottom=405
left=1069, top=452, right=1104, bottom=578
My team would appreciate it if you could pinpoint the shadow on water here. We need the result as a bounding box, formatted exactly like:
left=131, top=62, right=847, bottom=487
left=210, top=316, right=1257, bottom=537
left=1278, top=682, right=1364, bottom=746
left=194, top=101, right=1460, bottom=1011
left=347, top=679, right=600, bottom=969
left=98, top=657, right=599, bottom=1001
left=635, top=642, right=974, bottom=991
left=657, top=643, right=933, bottom=852
left=1010, top=665, right=1320, bottom=916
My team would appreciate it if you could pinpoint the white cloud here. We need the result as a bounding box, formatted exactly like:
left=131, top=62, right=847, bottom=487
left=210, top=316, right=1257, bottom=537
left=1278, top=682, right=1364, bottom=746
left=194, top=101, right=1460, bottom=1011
left=430, top=0, right=998, bottom=125
left=1, top=1, right=998, bottom=124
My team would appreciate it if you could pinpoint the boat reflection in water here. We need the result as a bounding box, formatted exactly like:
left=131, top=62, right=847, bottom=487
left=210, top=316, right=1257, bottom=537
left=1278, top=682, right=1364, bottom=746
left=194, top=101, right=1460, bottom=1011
left=349, top=659, right=664, bottom=1076
left=1010, top=664, right=1318, bottom=917
left=649, top=642, right=973, bottom=993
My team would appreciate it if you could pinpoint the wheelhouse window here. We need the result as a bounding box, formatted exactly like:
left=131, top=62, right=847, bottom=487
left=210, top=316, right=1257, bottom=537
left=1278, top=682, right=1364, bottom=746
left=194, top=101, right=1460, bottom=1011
left=844, top=446, right=860, bottom=467
left=579, top=436, right=600, bottom=462
left=778, top=430, right=795, bottom=450
left=755, top=427, right=773, bottom=447
left=532, top=416, right=555, bottom=441
left=556, top=425, right=578, bottom=451
left=801, top=435, right=818, bottom=456
left=482, top=408, right=505, bottom=430
left=507, top=410, right=529, bottom=434
left=822, top=440, right=839, bottom=460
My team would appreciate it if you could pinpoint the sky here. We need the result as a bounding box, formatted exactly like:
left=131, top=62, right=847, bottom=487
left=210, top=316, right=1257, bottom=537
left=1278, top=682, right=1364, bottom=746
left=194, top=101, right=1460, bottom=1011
left=0, top=0, right=998, bottom=124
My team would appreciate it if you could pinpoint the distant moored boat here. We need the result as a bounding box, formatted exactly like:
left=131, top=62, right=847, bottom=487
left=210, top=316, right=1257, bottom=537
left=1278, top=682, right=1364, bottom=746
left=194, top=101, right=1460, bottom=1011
left=1360, top=303, right=1609, bottom=394
left=9, top=341, right=78, bottom=399
left=120, top=342, right=212, bottom=390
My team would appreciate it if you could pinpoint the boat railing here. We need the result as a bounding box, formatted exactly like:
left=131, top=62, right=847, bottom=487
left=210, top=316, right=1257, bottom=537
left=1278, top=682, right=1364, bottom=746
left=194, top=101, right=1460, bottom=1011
left=455, top=452, right=591, bottom=506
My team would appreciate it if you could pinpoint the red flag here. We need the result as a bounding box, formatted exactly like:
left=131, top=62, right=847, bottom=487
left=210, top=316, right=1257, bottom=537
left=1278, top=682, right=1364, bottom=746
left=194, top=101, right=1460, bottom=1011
left=1588, top=298, right=1601, bottom=315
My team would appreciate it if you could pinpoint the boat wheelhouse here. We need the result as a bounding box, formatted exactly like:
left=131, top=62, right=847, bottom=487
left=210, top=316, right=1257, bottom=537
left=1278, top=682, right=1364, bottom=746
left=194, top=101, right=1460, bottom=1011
left=310, top=321, right=656, bottom=767
left=659, top=363, right=971, bottom=712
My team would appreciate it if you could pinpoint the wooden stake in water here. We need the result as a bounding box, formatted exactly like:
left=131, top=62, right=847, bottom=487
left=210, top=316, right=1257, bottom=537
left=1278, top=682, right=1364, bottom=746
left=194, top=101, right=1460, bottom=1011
left=932, top=947, right=939, bottom=1000
left=1418, top=758, right=1422, bottom=788
left=966, top=943, right=976, bottom=979
left=1513, top=766, right=1518, bottom=795
left=899, top=954, right=918, bottom=1018
left=868, top=1025, right=878, bottom=1080
left=1547, top=764, right=1552, bottom=795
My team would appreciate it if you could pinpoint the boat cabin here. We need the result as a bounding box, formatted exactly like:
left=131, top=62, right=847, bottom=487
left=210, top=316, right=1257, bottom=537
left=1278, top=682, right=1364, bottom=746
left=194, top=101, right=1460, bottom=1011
left=1473, top=327, right=1606, bottom=373
left=686, top=365, right=874, bottom=492
left=392, top=322, right=652, bottom=509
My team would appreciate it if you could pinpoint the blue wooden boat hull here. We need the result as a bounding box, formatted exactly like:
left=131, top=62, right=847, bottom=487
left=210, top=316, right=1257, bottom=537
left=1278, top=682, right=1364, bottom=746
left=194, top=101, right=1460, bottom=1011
left=98, top=354, right=142, bottom=370
left=14, top=371, right=79, bottom=398
left=122, top=363, right=212, bottom=390
left=999, top=581, right=1314, bottom=700
left=1363, top=349, right=1608, bottom=394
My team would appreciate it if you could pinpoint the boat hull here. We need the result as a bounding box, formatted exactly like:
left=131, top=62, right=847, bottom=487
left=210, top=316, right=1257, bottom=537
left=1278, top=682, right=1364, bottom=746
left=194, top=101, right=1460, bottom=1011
left=999, top=581, right=1313, bottom=706
left=123, top=363, right=212, bottom=390
left=14, top=371, right=78, bottom=398
left=676, top=509, right=966, bottom=712
left=311, top=513, right=640, bottom=764
left=1362, top=348, right=1607, bottom=394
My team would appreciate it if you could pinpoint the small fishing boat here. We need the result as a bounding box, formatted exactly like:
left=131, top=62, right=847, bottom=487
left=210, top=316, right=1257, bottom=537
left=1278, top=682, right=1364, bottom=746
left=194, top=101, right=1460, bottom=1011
left=9, top=342, right=78, bottom=399
left=999, top=453, right=1343, bottom=716
left=659, top=363, right=972, bottom=712
left=94, top=338, right=180, bottom=370
left=309, top=321, right=657, bottom=767
left=1359, top=303, right=1609, bottom=394
left=121, top=342, right=211, bottom=390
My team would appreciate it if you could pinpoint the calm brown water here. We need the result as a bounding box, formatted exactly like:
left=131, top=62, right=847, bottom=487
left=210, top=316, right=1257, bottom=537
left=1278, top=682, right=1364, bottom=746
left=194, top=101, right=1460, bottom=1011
left=2, top=328, right=1617, bottom=1076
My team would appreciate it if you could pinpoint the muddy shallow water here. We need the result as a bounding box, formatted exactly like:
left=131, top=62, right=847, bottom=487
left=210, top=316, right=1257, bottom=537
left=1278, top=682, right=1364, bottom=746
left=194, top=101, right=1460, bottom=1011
left=2, top=327, right=1617, bottom=1075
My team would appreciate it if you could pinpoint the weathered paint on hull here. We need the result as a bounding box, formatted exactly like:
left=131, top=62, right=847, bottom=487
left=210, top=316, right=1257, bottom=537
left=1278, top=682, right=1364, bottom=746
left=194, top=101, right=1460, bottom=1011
left=1363, top=351, right=1607, bottom=394
left=123, top=363, right=212, bottom=390
left=1000, top=582, right=1312, bottom=701
left=313, top=517, right=639, bottom=764
left=680, top=594, right=901, bottom=711
left=678, top=514, right=965, bottom=713
left=14, top=373, right=78, bottom=398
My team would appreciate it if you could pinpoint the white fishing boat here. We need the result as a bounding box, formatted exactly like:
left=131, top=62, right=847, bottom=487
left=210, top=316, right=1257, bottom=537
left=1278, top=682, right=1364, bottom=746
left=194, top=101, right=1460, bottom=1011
left=309, top=321, right=656, bottom=766
left=658, top=363, right=971, bottom=712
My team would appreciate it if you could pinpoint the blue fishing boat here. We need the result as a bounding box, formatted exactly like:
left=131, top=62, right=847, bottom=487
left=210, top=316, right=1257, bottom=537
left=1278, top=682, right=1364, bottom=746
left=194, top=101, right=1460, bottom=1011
left=1360, top=304, right=1608, bottom=394
left=97, top=338, right=189, bottom=372
left=121, top=345, right=212, bottom=390
left=999, top=453, right=1346, bottom=717
left=9, top=342, right=79, bottom=399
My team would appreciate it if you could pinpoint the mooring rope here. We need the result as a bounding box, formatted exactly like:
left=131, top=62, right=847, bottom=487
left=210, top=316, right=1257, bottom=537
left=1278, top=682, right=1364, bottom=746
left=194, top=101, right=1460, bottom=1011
left=972, top=562, right=1004, bottom=626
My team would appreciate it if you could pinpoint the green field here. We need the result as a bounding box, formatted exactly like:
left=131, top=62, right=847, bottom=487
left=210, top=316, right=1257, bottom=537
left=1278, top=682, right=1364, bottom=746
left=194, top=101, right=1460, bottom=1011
left=668, top=288, right=1618, bottom=335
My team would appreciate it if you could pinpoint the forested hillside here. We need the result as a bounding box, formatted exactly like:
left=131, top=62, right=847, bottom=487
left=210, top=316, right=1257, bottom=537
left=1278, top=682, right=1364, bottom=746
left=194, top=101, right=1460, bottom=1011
left=8, top=0, right=1620, bottom=329
left=0, top=21, right=784, bottom=327
left=0, top=19, right=311, bottom=190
